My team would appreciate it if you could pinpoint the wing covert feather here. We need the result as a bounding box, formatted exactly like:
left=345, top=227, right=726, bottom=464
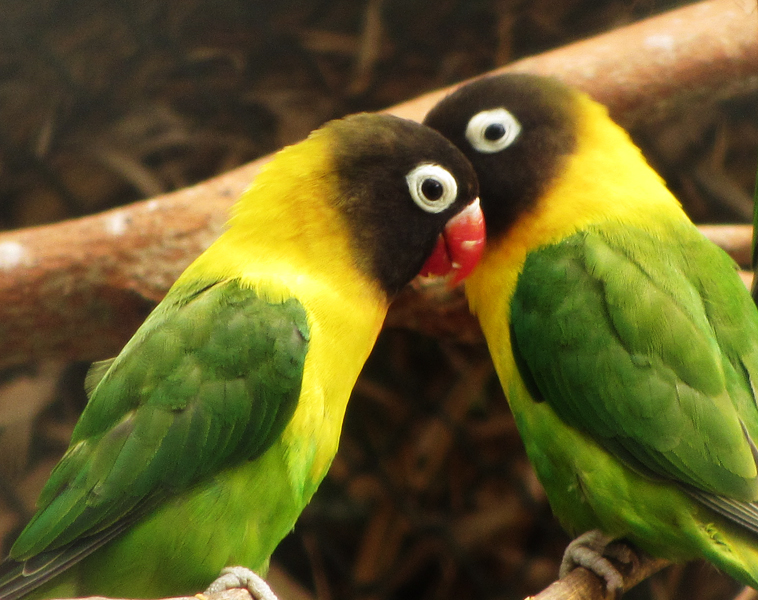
left=11, top=279, right=309, bottom=559
left=511, top=223, right=758, bottom=501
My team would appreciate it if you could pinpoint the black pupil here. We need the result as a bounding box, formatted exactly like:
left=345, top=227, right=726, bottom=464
left=421, top=178, right=444, bottom=201
left=484, top=122, right=506, bottom=141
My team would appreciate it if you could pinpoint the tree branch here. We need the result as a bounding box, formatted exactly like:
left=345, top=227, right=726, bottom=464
left=391, top=0, right=758, bottom=128
left=1, top=0, right=757, bottom=369
left=526, top=553, right=671, bottom=600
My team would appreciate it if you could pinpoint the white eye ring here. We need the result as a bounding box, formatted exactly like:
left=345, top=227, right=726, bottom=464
left=405, top=163, right=458, bottom=214
left=465, top=107, right=521, bottom=154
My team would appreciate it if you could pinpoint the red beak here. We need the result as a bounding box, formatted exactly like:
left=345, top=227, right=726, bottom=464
left=419, top=198, right=485, bottom=287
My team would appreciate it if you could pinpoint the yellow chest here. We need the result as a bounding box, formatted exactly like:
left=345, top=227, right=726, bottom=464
left=280, top=273, right=386, bottom=489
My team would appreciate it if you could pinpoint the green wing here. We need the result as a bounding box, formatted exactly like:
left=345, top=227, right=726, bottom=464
left=8, top=278, right=309, bottom=565
left=511, top=223, right=758, bottom=508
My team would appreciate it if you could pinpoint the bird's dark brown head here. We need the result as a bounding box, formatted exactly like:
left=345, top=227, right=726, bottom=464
left=327, top=113, right=480, bottom=296
left=424, top=74, right=578, bottom=240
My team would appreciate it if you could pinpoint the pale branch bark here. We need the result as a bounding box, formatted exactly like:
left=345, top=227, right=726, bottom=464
left=526, top=551, right=671, bottom=600
left=733, top=587, right=758, bottom=600
left=1, top=0, right=757, bottom=369
left=391, top=0, right=758, bottom=128
left=699, top=224, right=753, bottom=269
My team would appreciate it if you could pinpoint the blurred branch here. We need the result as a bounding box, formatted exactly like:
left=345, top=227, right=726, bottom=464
left=699, top=224, right=753, bottom=268
left=0, top=0, right=757, bottom=369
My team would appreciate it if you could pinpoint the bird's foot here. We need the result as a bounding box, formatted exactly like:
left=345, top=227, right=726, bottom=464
left=202, top=566, right=278, bottom=600
left=560, top=530, right=634, bottom=597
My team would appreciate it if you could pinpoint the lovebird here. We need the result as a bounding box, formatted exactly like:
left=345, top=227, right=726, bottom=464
left=424, top=73, right=758, bottom=591
left=0, top=113, right=484, bottom=600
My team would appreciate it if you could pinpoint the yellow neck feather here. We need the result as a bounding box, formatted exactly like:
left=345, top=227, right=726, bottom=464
left=466, top=92, right=690, bottom=372
left=184, top=130, right=366, bottom=296
left=178, top=129, right=389, bottom=490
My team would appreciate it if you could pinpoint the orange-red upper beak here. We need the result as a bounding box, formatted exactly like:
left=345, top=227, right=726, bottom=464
left=419, top=198, right=485, bottom=287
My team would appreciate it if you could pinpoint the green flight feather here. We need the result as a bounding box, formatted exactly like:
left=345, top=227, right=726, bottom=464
left=0, top=513, right=138, bottom=600
left=9, top=278, right=309, bottom=571
left=510, top=221, right=758, bottom=507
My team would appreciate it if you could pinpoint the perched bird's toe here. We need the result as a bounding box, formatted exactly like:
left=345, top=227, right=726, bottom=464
left=605, top=539, right=638, bottom=568
left=204, top=566, right=278, bottom=600
left=560, top=530, right=624, bottom=595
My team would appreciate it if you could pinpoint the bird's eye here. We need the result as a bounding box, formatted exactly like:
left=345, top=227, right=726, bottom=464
left=406, top=164, right=458, bottom=213
left=465, top=108, right=521, bottom=154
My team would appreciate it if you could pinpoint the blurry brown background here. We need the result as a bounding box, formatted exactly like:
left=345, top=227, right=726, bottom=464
left=0, top=1, right=757, bottom=599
